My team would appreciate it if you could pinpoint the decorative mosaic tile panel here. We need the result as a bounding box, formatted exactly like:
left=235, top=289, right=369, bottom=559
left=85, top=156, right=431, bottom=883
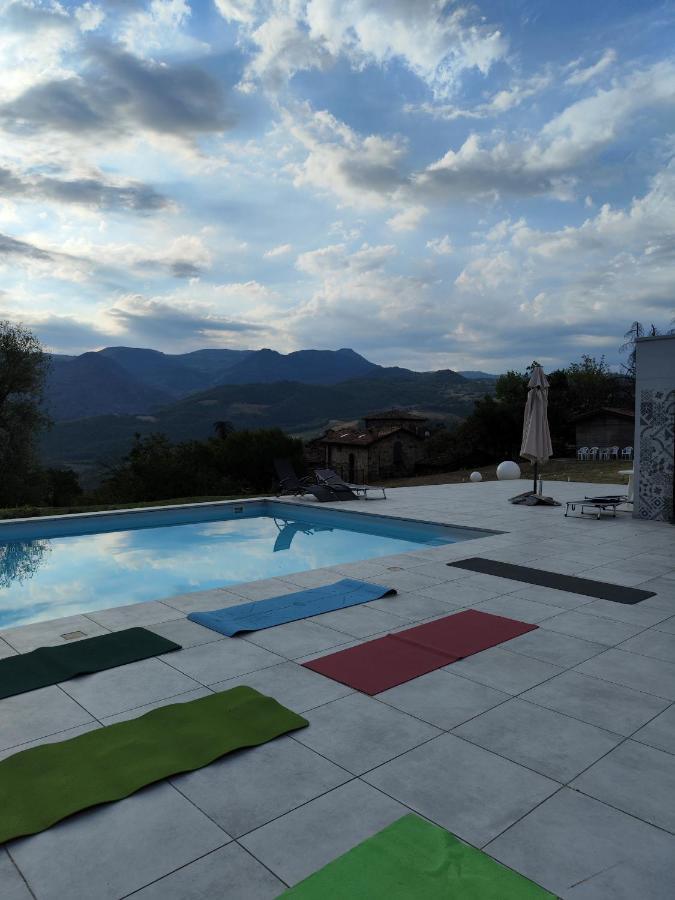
left=638, top=388, right=675, bottom=521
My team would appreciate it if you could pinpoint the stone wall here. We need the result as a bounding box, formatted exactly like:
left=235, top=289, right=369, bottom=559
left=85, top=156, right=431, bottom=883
left=325, top=432, right=425, bottom=481
left=634, top=335, right=675, bottom=522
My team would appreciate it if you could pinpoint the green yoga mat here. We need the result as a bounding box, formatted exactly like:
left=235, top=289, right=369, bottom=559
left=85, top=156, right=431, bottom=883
left=283, top=814, right=555, bottom=899
left=0, top=627, right=181, bottom=700
left=0, top=686, right=307, bottom=844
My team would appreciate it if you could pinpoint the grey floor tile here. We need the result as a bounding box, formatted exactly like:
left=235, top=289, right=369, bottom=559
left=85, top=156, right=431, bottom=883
left=0, top=638, right=17, bottom=659
left=239, top=780, right=405, bottom=887
left=173, top=735, right=350, bottom=837
left=60, top=658, right=201, bottom=718
left=576, top=648, right=675, bottom=700
left=505, top=584, right=595, bottom=610
left=377, top=669, right=509, bottom=730
left=415, top=582, right=497, bottom=607
left=161, top=589, right=247, bottom=613
left=146, top=617, right=224, bottom=648
left=571, top=740, right=675, bottom=832
left=211, top=661, right=354, bottom=713
left=487, top=788, right=675, bottom=900
left=0, top=722, right=100, bottom=762
left=505, top=628, right=605, bottom=668
left=10, top=783, right=228, bottom=900
left=473, top=595, right=567, bottom=623
left=541, top=610, right=645, bottom=646
left=367, top=590, right=460, bottom=621
left=244, top=620, right=351, bottom=659
left=129, top=844, right=284, bottom=900
left=363, top=732, right=557, bottom=846
left=86, top=601, right=182, bottom=630
left=0, top=615, right=109, bottom=653
left=654, top=614, right=675, bottom=634
left=633, top=704, right=675, bottom=754
left=294, top=692, right=440, bottom=775
left=579, top=599, right=672, bottom=628
left=228, top=579, right=297, bottom=601
left=522, top=670, right=670, bottom=736
left=281, top=569, right=343, bottom=588
left=166, top=638, right=284, bottom=685
left=0, top=849, right=33, bottom=900
left=365, top=570, right=444, bottom=593
left=0, top=686, right=94, bottom=752
left=454, top=698, right=621, bottom=782
left=101, top=688, right=212, bottom=725
left=618, top=627, right=675, bottom=663
left=449, top=646, right=564, bottom=694
left=309, top=605, right=407, bottom=637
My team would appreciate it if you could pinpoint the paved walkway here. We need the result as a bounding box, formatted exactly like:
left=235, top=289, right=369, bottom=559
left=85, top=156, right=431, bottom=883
left=1, top=480, right=674, bottom=899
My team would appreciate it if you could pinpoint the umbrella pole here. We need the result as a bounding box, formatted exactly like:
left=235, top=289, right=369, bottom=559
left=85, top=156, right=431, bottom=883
left=533, top=461, right=538, bottom=494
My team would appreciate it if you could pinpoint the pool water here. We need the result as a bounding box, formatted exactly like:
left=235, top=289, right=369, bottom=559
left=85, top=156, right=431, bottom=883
left=0, top=501, right=490, bottom=628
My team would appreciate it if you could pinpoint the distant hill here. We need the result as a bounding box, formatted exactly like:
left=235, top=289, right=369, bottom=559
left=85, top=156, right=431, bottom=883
left=458, top=370, right=499, bottom=380
left=41, top=369, right=496, bottom=470
left=45, top=353, right=173, bottom=420
left=43, top=346, right=382, bottom=421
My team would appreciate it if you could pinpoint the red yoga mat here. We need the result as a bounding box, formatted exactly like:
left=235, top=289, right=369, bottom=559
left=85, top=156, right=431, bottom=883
left=396, top=609, right=537, bottom=658
left=303, top=610, right=537, bottom=694
left=303, top=635, right=457, bottom=695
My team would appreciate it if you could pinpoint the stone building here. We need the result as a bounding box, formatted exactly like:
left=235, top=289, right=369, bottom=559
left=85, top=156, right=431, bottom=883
left=573, top=408, right=634, bottom=452
left=314, top=410, right=429, bottom=482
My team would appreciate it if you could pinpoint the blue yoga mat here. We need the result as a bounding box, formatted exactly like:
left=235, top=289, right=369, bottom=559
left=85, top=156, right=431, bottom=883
left=187, top=579, right=396, bottom=637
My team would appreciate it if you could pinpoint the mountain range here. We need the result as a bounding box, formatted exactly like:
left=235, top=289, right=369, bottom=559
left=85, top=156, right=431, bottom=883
left=40, top=346, right=498, bottom=473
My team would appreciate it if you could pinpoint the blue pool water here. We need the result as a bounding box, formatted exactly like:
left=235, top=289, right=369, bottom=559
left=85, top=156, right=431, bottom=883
left=0, top=501, right=490, bottom=628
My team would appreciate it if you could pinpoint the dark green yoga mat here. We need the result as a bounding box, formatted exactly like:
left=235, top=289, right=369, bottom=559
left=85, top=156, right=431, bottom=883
left=0, top=686, right=307, bottom=844
left=0, top=628, right=181, bottom=700
left=283, top=814, right=555, bottom=899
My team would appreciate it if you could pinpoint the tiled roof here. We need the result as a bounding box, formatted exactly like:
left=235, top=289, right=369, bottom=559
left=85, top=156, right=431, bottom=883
left=572, top=407, right=635, bottom=422
left=319, top=425, right=423, bottom=446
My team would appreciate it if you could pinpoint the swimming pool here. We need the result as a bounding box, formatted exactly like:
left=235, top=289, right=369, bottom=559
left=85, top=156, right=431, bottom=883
left=0, top=501, right=494, bottom=628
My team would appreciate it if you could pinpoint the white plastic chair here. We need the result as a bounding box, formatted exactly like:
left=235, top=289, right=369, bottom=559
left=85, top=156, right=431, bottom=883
left=577, top=446, right=589, bottom=460
left=621, top=446, right=633, bottom=460
left=609, top=446, right=619, bottom=460
left=589, top=447, right=599, bottom=460
left=599, top=448, right=610, bottom=461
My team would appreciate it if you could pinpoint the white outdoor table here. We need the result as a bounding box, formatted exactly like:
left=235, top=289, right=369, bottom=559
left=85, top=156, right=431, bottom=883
left=619, top=468, right=634, bottom=502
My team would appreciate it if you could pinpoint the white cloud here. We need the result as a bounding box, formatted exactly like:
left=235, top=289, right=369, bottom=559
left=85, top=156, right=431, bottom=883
left=387, top=204, right=427, bottom=232
left=119, top=0, right=209, bottom=58
left=296, top=241, right=396, bottom=275
left=566, top=49, right=617, bottom=86
left=426, top=234, right=453, bottom=255
left=264, top=242, right=293, bottom=257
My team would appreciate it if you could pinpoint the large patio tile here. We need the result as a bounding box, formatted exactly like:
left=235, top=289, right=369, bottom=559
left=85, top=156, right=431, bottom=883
left=363, top=732, right=557, bottom=846
left=472, top=594, right=566, bottom=623
left=0, top=722, right=100, bottom=762
left=147, top=616, right=224, bottom=648
left=541, top=610, right=645, bottom=646
left=487, top=788, right=675, bottom=900
left=165, top=637, right=285, bottom=685
left=0, top=686, right=95, bottom=751
left=101, top=688, right=212, bottom=725
left=522, top=670, right=670, bottom=736
left=377, top=669, right=509, bottom=729
left=0, top=615, right=110, bottom=653
left=244, top=620, right=351, bottom=659
left=10, top=783, right=229, bottom=900
left=0, top=849, right=33, bottom=900
left=330, top=560, right=388, bottom=579
left=571, top=740, right=675, bottom=833
left=293, top=692, right=440, bottom=774
left=173, top=735, right=350, bottom=837
left=505, top=628, right=605, bottom=667
left=280, top=569, right=344, bottom=588
left=454, top=698, right=621, bottom=782
left=449, top=646, right=564, bottom=694
left=618, top=627, right=675, bottom=663
left=0, top=638, right=16, bottom=659
left=633, top=704, right=675, bottom=755
left=415, top=581, right=497, bottom=607
left=86, top=601, right=182, bottom=631
left=309, top=604, right=408, bottom=638
left=227, top=579, right=300, bottom=601
left=363, top=570, right=445, bottom=593
left=211, top=661, right=354, bottom=713
left=60, top=658, right=201, bottom=718
left=446, top=572, right=525, bottom=597
left=579, top=598, right=673, bottom=627
left=239, top=780, right=406, bottom=887
left=576, top=648, right=675, bottom=700
left=366, top=590, right=461, bottom=621
left=504, top=583, right=595, bottom=610
left=130, top=843, right=284, bottom=900
left=407, top=561, right=472, bottom=582
left=654, top=614, right=675, bottom=634
left=161, top=589, right=248, bottom=613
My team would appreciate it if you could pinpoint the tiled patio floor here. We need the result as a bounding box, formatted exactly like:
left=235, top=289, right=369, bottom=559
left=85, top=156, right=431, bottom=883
left=1, top=479, right=675, bottom=899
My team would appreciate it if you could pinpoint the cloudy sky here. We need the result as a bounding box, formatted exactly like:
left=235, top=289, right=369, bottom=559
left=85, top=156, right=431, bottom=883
left=1, top=0, right=674, bottom=372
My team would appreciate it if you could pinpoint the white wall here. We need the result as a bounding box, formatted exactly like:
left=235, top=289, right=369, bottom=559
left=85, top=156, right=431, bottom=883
left=634, top=335, right=675, bottom=521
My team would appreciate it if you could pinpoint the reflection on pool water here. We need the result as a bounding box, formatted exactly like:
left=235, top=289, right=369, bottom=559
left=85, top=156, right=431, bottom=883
left=0, top=501, right=492, bottom=629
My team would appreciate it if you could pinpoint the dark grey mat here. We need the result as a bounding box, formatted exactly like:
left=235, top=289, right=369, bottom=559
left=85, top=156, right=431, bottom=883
left=447, top=558, right=656, bottom=605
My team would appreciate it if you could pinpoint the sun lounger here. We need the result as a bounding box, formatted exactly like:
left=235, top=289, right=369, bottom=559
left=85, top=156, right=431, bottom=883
left=273, top=459, right=357, bottom=502
left=314, top=468, right=386, bottom=499
left=564, top=494, right=631, bottom=519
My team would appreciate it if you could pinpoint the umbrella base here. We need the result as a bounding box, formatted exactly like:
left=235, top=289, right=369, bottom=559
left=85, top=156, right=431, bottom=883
left=509, top=490, right=561, bottom=507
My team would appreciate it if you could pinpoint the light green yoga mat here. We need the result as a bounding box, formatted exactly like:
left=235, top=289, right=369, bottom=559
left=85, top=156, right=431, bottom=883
left=283, top=814, right=556, bottom=899
left=0, top=686, right=307, bottom=844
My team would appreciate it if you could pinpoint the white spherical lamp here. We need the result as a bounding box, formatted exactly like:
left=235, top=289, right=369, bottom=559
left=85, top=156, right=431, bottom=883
left=496, top=460, right=521, bottom=481
left=469, top=471, right=482, bottom=483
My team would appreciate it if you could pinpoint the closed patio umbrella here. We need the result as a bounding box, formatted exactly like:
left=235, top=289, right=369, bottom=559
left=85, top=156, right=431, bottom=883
left=510, top=364, right=560, bottom=506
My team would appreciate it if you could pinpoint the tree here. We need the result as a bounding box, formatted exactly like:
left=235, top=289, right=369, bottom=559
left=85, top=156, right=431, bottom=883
left=213, top=420, right=235, bottom=440
left=0, top=321, right=50, bottom=506
left=620, top=321, right=660, bottom=378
